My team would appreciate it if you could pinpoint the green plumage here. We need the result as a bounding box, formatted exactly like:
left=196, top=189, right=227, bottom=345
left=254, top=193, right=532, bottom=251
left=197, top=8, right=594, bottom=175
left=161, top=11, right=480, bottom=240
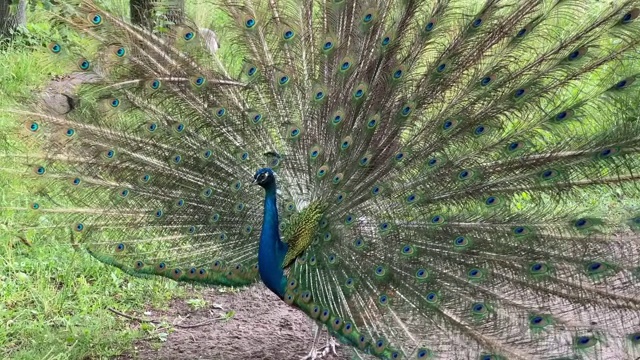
left=281, top=201, right=324, bottom=268
left=3, top=0, right=640, bottom=359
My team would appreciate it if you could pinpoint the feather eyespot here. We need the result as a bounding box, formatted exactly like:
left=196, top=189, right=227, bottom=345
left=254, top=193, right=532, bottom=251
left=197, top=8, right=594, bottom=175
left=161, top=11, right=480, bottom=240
left=568, top=47, right=587, bottom=61
left=245, top=18, right=256, bottom=29
left=48, top=42, right=62, bottom=54
left=622, top=8, right=639, bottom=24
left=424, top=21, right=435, bottom=32
left=183, top=31, right=195, bottom=41
left=192, top=77, right=205, bottom=87
left=115, top=47, right=126, bottom=57
left=417, top=349, right=432, bottom=359
left=283, top=29, right=295, bottom=40
left=416, top=269, right=428, bottom=280
left=514, top=88, right=527, bottom=98
left=89, top=13, right=102, bottom=25
left=516, top=28, right=527, bottom=37
left=78, top=59, right=91, bottom=70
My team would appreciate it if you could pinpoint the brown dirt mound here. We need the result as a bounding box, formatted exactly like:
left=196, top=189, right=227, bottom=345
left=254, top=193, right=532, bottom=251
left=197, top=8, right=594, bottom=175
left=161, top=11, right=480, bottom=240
left=118, top=284, right=369, bottom=360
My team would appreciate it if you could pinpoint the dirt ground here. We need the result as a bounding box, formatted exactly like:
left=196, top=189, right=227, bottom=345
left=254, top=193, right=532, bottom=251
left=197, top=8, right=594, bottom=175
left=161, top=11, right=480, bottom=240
left=117, top=284, right=361, bottom=360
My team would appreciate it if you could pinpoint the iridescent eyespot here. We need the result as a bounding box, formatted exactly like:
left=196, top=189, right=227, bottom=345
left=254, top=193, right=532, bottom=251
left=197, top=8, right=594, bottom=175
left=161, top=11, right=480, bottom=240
left=436, top=63, right=446, bottom=72
left=323, top=41, right=333, bottom=50
left=49, top=42, right=62, bottom=54
left=91, top=14, right=102, bottom=25
left=472, top=18, right=483, bottom=28
left=245, top=18, right=256, bottom=28
left=35, top=166, right=46, bottom=175
left=78, top=59, right=90, bottom=70
left=413, top=269, right=428, bottom=281
left=65, top=128, right=75, bottom=137
left=283, top=30, right=295, bottom=40
left=475, top=125, right=487, bottom=136
left=183, top=31, right=195, bottom=41
left=195, top=77, right=205, bottom=86
left=75, top=223, right=84, bottom=232
left=115, top=47, right=126, bottom=57
left=425, top=21, right=435, bottom=32
left=516, top=27, right=527, bottom=37
left=72, top=178, right=81, bottom=186
left=480, top=76, right=493, bottom=86
left=622, top=9, right=639, bottom=24
left=110, top=99, right=120, bottom=107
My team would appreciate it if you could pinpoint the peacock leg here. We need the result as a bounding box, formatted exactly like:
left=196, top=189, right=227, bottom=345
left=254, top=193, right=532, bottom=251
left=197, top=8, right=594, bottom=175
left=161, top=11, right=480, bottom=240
left=318, top=335, right=339, bottom=357
left=300, top=323, right=322, bottom=360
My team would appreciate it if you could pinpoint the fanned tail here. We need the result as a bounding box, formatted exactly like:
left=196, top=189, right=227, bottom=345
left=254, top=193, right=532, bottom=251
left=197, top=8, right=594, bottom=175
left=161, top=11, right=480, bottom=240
left=4, top=0, right=640, bottom=359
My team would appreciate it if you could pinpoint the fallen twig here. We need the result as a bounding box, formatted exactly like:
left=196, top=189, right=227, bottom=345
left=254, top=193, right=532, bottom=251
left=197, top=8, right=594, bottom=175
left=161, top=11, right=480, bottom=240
left=107, top=307, right=223, bottom=329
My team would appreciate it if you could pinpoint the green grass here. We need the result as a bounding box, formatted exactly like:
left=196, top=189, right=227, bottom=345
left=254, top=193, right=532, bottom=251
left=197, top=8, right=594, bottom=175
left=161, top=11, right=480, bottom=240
left=0, top=14, right=191, bottom=360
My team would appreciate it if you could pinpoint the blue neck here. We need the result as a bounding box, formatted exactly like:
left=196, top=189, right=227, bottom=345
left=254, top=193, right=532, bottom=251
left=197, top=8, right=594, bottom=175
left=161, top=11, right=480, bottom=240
left=258, top=185, right=288, bottom=298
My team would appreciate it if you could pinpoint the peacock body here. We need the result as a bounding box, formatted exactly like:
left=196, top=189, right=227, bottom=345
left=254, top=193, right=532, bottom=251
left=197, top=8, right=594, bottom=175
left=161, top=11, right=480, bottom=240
left=4, top=0, right=640, bottom=358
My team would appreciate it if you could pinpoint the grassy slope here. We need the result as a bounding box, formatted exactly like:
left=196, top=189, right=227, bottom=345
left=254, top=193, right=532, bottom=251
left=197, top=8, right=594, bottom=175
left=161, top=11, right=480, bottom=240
left=0, top=12, right=191, bottom=360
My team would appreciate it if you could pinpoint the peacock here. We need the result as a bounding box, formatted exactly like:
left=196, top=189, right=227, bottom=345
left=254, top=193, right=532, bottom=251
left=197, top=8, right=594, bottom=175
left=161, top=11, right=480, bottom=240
left=4, top=0, right=640, bottom=358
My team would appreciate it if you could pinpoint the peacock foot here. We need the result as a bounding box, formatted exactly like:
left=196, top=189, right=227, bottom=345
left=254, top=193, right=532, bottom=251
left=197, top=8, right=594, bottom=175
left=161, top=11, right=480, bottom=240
left=300, top=337, right=339, bottom=360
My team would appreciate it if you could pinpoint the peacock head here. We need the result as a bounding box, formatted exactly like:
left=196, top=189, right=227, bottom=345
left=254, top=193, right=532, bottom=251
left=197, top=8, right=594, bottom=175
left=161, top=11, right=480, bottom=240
left=253, top=168, right=275, bottom=188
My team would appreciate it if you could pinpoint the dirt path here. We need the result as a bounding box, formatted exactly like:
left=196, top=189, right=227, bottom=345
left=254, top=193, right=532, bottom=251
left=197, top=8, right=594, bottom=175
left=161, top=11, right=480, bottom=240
left=119, top=284, right=365, bottom=360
